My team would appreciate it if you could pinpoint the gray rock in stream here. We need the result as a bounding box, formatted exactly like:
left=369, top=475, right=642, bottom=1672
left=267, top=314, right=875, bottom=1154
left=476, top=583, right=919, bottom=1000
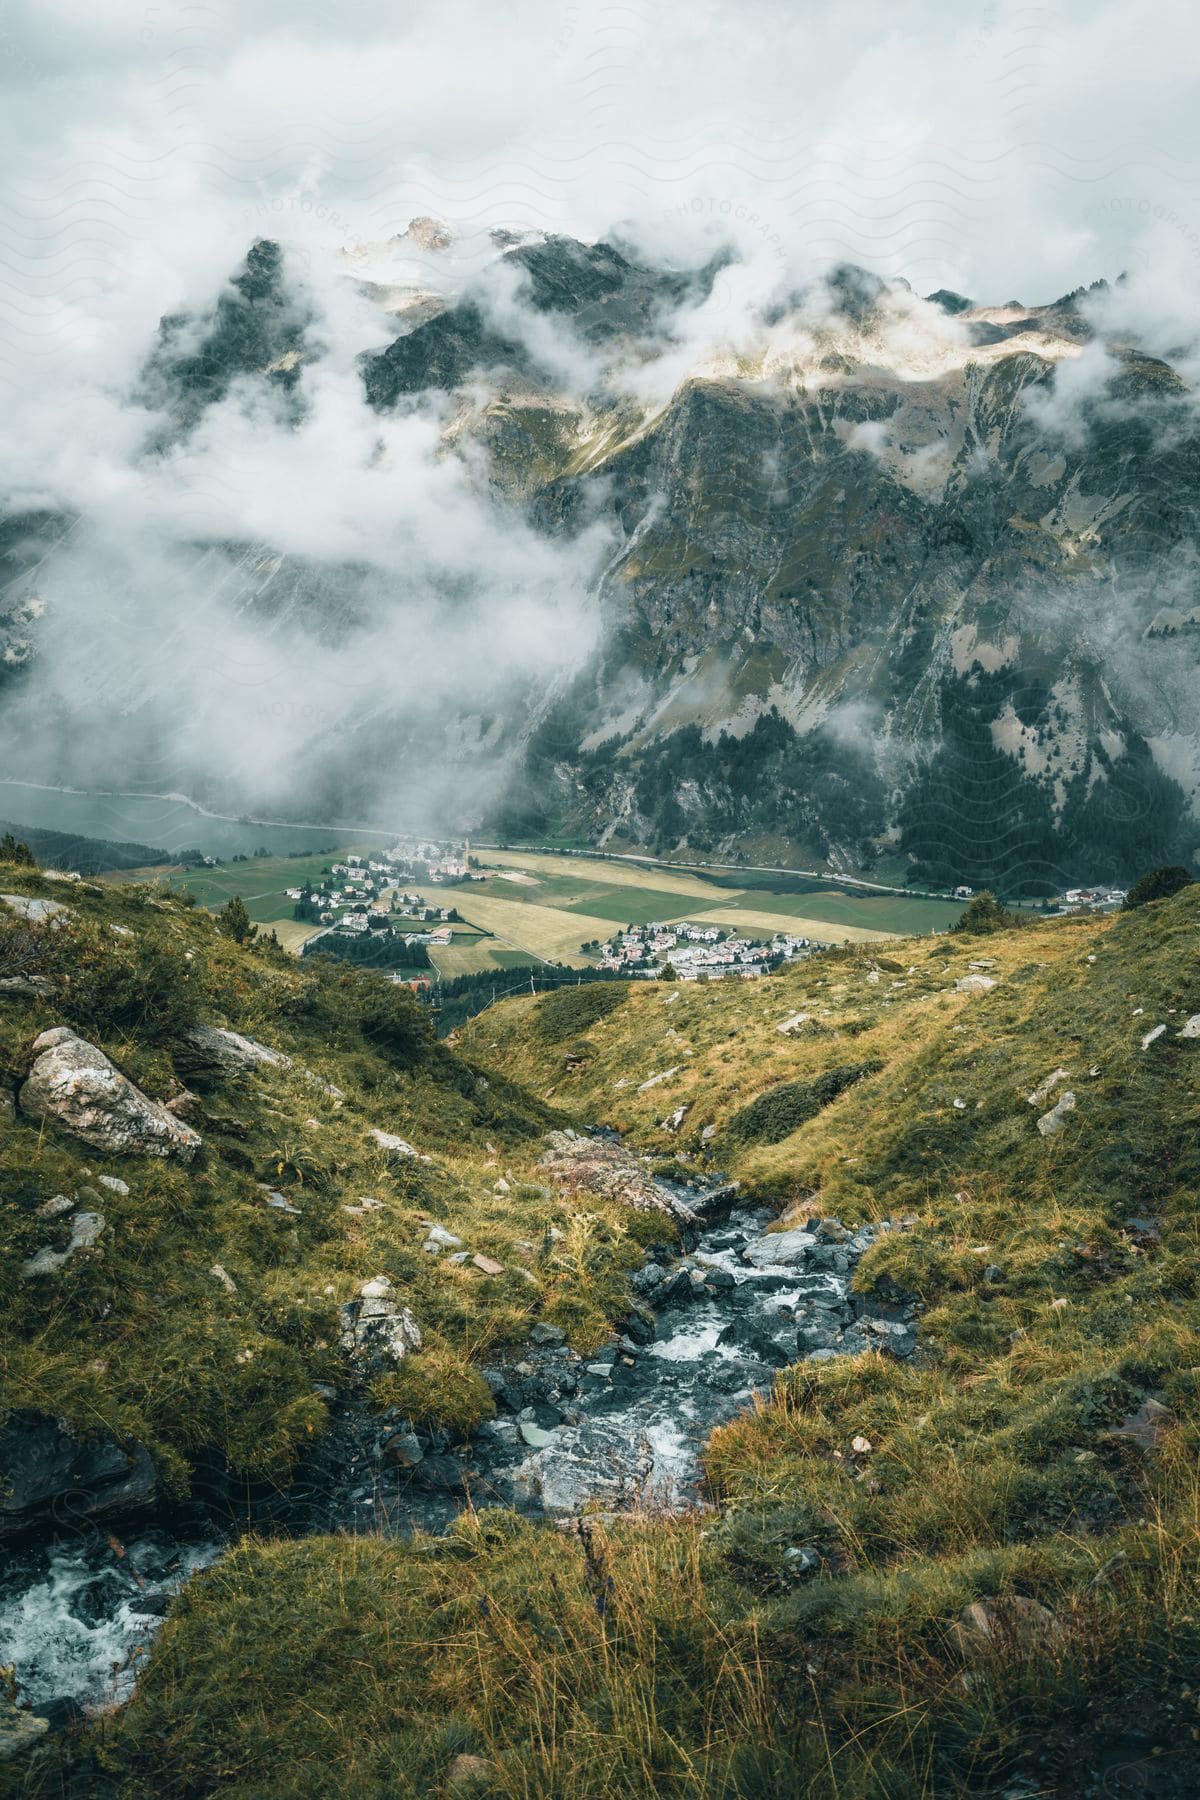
left=741, top=1228, right=817, bottom=1268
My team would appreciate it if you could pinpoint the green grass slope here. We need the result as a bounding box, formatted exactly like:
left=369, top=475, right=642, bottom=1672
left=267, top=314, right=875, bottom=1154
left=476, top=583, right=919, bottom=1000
left=0, top=862, right=657, bottom=1495
left=9, top=880, right=1200, bottom=1797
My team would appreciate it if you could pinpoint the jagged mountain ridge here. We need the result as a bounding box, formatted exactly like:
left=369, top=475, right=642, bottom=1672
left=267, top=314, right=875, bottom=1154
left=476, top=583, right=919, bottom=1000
left=5, top=227, right=1200, bottom=893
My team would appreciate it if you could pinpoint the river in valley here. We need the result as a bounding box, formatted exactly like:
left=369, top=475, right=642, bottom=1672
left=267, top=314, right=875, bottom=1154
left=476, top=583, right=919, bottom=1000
left=0, top=1194, right=916, bottom=1720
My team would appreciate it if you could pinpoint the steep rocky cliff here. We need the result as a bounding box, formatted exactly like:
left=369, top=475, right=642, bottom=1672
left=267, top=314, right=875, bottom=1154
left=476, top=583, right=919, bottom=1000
left=5, top=229, right=1200, bottom=894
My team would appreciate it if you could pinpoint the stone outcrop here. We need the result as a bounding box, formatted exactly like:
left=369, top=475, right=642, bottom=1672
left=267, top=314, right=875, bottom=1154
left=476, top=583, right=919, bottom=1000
left=179, top=1023, right=284, bottom=1085
left=22, top=1208, right=105, bottom=1278
left=955, top=974, right=998, bottom=995
left=338, top=1277, right=421, bottom=1372
left=538, top=1129, right=700, bottom=1223
left=0, top=974, right=56, bottom=999
left=369, top=1127, right=427, bottom=1162
left=1036, top=1090, right=1076, bottom=1136
left=18, top=1027, right=202, bottom=1160
left=0, top=1696, right=48, bottom=1763
left=0, top=893, right=70, bottom=926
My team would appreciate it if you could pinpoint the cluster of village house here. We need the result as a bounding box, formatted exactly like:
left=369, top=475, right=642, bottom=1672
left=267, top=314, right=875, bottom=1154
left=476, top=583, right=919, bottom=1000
left=597, top=920, right=815, bottom=980
left=288, top=846, right=479, bottom=947
left=1054, top=885, right=1128, bottom=912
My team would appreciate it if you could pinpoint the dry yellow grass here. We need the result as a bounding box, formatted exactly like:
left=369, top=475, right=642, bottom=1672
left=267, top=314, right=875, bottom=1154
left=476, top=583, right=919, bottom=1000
left=484, top=847, right=727, bottom=902
left=268, top=918, right=324, bottom=953
left=682, top=903, right=896, bottom=944
left=452, top=890, right=614, bottom=964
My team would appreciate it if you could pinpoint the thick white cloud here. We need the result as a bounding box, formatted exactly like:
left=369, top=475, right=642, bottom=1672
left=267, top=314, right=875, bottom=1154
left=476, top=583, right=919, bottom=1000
left=0, top=0, right=1196, bottom=828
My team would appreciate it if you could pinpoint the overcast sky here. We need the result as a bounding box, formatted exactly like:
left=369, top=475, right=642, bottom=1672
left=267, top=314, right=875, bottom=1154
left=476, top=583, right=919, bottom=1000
left=2, top=0, right=1199, bottom=363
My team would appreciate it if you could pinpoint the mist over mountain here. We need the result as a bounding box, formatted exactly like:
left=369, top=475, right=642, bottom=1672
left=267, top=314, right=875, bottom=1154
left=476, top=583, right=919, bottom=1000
left=1, top=220, right=1198, bottom=892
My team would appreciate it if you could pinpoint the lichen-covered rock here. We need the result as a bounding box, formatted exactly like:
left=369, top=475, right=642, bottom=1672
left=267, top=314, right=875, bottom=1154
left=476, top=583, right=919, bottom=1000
left=181, top=1023, right=285, bottom=1084
left=955, top=974, right=997, bottom=995
left=22, top=1208, right=106, bottom=1278
left=538, top=1129, right=699, bottom=1222
left=1036, top=1090, right=1076, bottom=1136
left=0, top=1695, right=48, bottom=1763
left=0, top=893, right=70, bottom=926
left=953, top=1595, right=1062, bottom=1661
left=18, top=1027, right=202, bottom=1160
left=338, top=1276, right=421, bottom=1371
left=0, top=973, right=56, bottom=999
left=369, top=1127, right=425, bottom=1161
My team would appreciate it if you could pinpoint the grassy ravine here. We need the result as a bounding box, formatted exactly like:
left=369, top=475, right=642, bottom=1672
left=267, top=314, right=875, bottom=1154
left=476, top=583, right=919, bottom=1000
left=8, top=871, right=1200, bottom=1796
left=0, top=863, right=659, bottom=1490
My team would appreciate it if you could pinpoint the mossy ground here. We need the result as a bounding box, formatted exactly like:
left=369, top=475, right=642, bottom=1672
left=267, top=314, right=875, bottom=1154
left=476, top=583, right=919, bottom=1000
left=8, top=876, right=1200, bottom=1795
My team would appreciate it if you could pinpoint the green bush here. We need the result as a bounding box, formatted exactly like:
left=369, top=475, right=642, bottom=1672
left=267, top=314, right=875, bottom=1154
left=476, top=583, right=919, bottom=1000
left=533, top=981, right=629, bottom=1042
left=58, top=926, right=204, bottom=1044
left=335, top=967, right=434, bottom=1064
left=728, top=1060, right=883, bottom=1145
left=1123, top=865, right=1194, bottom=910
left=952, top=891, right=1015, bottom=935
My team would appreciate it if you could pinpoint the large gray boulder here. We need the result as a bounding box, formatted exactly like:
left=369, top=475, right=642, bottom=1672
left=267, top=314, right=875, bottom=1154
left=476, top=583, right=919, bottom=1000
left=0, top=892, right=70, bottom=926
left=18, top=1027, right=201, bottom=1160
left=741, top=1226, right=818, bottom=1268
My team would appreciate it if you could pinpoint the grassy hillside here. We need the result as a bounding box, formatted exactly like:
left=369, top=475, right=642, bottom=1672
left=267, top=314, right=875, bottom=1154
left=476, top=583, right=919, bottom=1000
left=8, top=870, right=1200, bottom=1796
left=0, top=862, right=659, bottom=1495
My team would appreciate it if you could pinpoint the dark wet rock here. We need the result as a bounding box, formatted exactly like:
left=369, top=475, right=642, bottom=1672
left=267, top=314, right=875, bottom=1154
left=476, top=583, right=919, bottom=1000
left=0, top=1412, right=157, bottom=1541
left=797, top=1322, right=838, bottom=1353
left=128, top=1592, right=174, bottom=1619
left=382, top=1430, right=424, bottom=1470
left=520, top=1401, right=565, bottom=1430
left=648, top=1269, right=696, bottom=1309
left=620, top=1313, right=656, bottom=1346
left=34, top=1695, right=86, bottom=1734
left=409, top=1455, right=467, bottom=1493
left=703, top=1267, right=737, bottom=1292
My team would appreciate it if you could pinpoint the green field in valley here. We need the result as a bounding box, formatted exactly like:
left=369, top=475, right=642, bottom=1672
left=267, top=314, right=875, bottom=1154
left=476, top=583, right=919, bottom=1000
left=130, top=847, right=363, bottom=925
left=131, top=843, right=966, bottom=969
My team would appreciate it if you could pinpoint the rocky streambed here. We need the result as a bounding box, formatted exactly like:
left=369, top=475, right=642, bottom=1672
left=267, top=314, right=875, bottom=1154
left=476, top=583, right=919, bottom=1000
left=0, top=1188, right=918, bottom=1725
